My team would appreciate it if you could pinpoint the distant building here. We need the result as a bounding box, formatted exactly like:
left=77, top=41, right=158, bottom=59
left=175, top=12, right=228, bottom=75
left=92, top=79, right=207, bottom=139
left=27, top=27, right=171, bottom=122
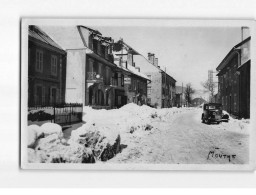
left=175, top=86, right=186, bottom=107
left=216, top=36, right=250, bottom=118
left=28, top=25, right=67, bottom=107
left=134, top=53, right=176, bottom=108
left=191, top=97, right=207, bottom=107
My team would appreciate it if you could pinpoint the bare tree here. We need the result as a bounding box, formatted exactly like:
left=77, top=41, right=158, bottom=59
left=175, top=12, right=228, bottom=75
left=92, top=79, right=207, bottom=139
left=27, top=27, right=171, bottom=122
left=184, top=83, right=195, bottom=106
left=201, top=80, right=217, bottom=102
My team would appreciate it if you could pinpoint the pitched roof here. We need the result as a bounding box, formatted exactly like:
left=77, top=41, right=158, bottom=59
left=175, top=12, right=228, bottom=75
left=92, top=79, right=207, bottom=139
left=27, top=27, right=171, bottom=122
left=29, top=25, right=65, bottom=52
left=216, top=36, right=251, bottom=72
left=38, top=26, right=85, bottom=50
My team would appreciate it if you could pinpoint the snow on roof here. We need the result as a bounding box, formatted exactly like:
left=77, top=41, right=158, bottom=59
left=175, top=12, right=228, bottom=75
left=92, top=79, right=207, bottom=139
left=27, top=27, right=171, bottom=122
left=127, top=64, right=150, bottom=80
left=39, top=26, right=85, bottom=50
left=29, top=25, right=65, bottom=52
left=113, top=53, right=149, bottom=80
left=133, top=55, right=161, bottom=73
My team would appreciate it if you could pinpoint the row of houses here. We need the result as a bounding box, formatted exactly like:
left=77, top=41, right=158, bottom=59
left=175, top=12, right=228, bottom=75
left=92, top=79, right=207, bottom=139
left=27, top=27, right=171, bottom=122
left=28, top=25, right=176, bottom=109
left=216, top=28, right=251, bottom=119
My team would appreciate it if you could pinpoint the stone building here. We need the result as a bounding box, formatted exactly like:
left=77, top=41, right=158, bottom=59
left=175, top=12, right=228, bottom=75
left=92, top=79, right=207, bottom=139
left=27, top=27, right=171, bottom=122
left=28, top=25, right=67, bottom=107
left=216, top=35, right=250, bottom=118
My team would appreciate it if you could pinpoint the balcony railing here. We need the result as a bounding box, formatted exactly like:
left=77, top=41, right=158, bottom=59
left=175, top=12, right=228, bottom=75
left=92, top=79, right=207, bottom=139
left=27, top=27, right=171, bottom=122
left=87, top=72, right=103, bottom=82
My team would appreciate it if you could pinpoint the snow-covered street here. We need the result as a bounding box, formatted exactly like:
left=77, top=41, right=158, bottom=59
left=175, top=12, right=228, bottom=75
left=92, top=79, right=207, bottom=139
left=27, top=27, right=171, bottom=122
left=27, top=104, right=249, bottom=164
left=108, top=107, right=249, bottom=164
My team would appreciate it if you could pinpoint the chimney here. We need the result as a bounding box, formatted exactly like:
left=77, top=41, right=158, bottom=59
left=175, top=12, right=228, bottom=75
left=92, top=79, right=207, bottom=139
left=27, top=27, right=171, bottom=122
left=241, top=27, right=250, bottom=41
left=148, top=52, right=151, bottom=60
left=148, top=52, right=155, bottom=64
left=154, top=58, right=158, bottom=67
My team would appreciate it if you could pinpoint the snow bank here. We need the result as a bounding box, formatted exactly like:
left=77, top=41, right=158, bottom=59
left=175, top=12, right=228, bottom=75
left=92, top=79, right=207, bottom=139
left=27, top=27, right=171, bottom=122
left=40, top=123, right=63, bottom=137
left=27, top=121, right=121, bottom=163
left=28, top=104, right=192, bottom=163
left=69, top=123, right=121, bottom=161
left=82, top=103, right=187, bottom=135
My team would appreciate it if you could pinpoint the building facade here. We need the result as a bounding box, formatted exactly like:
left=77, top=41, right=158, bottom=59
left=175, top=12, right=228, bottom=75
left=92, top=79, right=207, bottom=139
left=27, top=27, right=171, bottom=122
left=28, top=25, right=67, bottom=107
left=175, top=86, right=186, bottom=107
left=113, top=39, right=149, bottom=106
left=41, top=26, right=148, bottom=109
left=216, top=36, right=250, bottom=118
left=134, top=53, right=176, bottom=108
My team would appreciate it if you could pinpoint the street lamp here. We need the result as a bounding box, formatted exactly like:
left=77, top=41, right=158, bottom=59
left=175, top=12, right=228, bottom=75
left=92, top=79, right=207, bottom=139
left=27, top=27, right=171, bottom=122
left=96, top=74, right=101, bottom=79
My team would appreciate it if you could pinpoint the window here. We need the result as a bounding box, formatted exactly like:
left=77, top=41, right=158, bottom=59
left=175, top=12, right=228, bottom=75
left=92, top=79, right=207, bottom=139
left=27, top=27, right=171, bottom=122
left=36, top=50, right=43, bottom=72
left=51, top=55, right=57, bottom=75
left=105, top=46, right=109, bottom=59
left=121, top=74, right=124, bottom=87
left=88, top=58, right=94, bottom=72
left=97, top=41, right=101, bottom=55
left=106, top=67, right=110, bottom=85
left=93, top=39, right=98, bottom=53
left=134, top=79, right=137, bottom=90
left=147, top=86, right=152, bottom=96
left=101, top=45, right=106, bottom=58
left=98, top=63, right=102, bottom=75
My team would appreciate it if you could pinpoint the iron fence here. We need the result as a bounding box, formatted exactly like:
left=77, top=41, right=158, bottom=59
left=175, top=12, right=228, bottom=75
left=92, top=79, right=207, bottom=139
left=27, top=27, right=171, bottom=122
left=28, top=103, right=83, bottom=126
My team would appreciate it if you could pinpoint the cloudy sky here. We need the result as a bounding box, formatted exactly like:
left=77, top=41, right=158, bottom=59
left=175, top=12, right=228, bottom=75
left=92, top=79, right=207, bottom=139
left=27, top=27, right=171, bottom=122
left=92, top=26, right=245, bottom=91
left=42, top=23, right=248, bottom=99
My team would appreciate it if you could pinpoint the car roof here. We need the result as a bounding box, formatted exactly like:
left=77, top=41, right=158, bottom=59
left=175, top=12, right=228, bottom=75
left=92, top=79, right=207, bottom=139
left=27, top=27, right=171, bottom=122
left=204, top=103, right=222, bottom=106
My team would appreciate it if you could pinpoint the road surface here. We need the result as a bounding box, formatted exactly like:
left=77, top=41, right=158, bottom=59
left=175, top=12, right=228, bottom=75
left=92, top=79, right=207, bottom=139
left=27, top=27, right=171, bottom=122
left=109, top=109, right=249, bottom=164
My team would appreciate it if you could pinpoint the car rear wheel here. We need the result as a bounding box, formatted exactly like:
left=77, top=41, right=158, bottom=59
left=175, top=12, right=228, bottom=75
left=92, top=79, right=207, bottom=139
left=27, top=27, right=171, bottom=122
left=205, top=119, right=210, bottom=124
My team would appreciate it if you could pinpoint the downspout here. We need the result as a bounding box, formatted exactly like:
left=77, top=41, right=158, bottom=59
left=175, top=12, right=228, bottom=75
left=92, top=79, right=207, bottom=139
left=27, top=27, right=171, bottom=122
left=233, top=49, right=241, bottom=118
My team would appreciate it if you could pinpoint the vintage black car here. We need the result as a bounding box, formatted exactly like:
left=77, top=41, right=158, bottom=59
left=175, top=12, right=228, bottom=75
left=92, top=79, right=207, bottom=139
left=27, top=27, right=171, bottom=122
left=201, top=103, right=226, bottom=124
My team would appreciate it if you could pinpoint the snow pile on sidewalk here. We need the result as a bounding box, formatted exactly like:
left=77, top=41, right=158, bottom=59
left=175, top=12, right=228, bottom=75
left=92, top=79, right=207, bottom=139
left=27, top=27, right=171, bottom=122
left=27, top=104, right=191, bottom=163
left=208, top=110, right=250, bottom=134
left=27, top=122, right=121, bottom=163
left=82, top=103, right=186, bottom=133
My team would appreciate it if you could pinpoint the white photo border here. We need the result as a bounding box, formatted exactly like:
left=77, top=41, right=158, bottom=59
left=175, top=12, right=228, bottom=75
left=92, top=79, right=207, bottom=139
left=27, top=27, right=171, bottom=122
left=21, top=18, right=256, bottom=171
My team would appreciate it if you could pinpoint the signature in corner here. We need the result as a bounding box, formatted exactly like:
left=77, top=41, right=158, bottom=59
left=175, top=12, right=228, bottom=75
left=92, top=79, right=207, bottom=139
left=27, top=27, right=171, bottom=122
left=207, top=147, right=236, bottom=162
